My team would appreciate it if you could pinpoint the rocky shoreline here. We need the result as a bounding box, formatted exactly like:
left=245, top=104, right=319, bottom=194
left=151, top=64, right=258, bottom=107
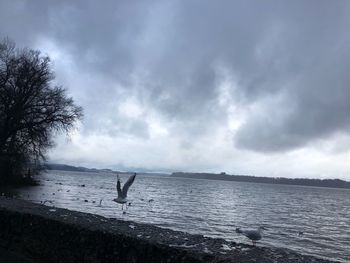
left=0, top=198, right=339, bottom=263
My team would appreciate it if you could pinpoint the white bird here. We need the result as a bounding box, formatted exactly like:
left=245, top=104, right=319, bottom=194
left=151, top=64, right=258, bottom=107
left=236, top=226, right=267, bottom=246
left=113, top=173, right=136, bottom=210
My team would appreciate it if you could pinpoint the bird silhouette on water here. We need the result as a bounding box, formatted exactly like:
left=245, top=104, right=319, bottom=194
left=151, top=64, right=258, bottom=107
left=113, top=173, right=137, bottom=210
left=236, top=226, right=267, bottom=246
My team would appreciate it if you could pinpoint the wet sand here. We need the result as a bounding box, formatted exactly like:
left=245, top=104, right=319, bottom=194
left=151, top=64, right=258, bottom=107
left=0, top=197, right=339, bottom=263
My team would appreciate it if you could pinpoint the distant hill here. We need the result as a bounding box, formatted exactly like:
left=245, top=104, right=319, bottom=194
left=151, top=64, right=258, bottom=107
left=171, top=172, right=350, bottom=189
left=43, top=163, right=109, bottom=173
left=43, top=163, right=169, bottom=176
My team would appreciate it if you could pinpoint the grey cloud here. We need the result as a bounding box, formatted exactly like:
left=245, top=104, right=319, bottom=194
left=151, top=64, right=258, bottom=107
left=1, top=0, right=350, bottom=152
left=235, top=11, right=350, bottom=152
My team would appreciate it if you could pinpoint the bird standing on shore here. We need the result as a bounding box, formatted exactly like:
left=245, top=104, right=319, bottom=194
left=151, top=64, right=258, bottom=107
left=113, top=173, right=137, bottom=210
left=236, top=226, right=267, bottom=246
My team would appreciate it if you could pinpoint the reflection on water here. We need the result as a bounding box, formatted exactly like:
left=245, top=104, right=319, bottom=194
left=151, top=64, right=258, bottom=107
left=5, top=170, right=350, bottom=262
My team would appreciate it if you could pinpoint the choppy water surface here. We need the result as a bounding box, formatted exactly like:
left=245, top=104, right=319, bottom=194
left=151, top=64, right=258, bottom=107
left=11, top=171, right=350, bottom=262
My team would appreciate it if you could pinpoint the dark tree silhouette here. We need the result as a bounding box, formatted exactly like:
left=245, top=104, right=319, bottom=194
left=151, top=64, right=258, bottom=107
left=0, top=39, right=83, bottom=184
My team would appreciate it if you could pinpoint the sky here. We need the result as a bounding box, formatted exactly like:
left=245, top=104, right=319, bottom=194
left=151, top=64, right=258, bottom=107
left=1, top=0, right=350, bottom=179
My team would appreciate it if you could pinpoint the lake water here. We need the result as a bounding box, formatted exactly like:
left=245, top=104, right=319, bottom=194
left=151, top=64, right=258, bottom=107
left=9, top=170, right=350, bottom=262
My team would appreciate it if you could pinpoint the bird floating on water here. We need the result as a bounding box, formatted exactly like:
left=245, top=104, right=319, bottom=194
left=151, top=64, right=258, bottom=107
left=113, top=173, right=136, bottom=210
left=236, top=226, right=267, bottom=246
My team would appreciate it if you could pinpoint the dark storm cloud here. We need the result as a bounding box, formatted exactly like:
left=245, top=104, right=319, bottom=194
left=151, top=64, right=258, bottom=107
left=1, top=0, right=350, bottom=152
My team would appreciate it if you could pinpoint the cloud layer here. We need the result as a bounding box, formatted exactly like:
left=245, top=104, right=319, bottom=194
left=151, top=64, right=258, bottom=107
left=1, top=0, right=350, bottom=178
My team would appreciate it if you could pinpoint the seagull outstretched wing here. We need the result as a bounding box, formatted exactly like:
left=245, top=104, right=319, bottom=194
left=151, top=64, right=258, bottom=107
left=116, top=179, right=122, bottom=198
left=122, top=173, right=136, bottom=197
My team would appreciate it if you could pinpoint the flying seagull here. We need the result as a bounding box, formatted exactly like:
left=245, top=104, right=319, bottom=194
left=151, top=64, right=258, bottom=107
left=236, top=226, right=267, bottom=246
left=113, top=173, right=137, bottom=210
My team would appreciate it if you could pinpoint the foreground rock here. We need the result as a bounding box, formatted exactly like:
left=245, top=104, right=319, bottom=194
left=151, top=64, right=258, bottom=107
left=0, top=198, right=337, bottom=263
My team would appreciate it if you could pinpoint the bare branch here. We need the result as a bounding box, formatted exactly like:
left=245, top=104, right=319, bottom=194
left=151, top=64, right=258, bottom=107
left=0, top=38, right=83, bottom=183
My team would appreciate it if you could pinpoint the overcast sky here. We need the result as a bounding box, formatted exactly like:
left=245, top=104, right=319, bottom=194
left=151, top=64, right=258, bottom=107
left=1, top=0, right=350, bottom=179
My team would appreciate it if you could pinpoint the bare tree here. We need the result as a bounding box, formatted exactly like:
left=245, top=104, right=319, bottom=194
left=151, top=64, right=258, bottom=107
left=0, top=39, right=83, bottom=184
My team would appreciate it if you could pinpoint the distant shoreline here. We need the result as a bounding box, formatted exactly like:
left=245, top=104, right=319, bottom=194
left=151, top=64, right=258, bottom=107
left=170, top=172, right=350, bottom=189
left=43, top=163, right=350, bottom=189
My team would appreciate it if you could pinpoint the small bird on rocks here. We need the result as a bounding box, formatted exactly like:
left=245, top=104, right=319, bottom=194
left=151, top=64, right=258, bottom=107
left=236, top=226, right=267, bottom=246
